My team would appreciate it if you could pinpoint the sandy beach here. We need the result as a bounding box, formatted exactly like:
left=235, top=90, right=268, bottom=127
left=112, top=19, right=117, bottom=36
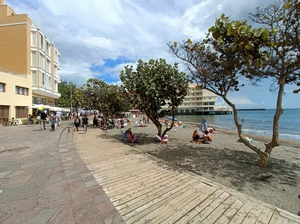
left=94, top=117, right=300, bottom=215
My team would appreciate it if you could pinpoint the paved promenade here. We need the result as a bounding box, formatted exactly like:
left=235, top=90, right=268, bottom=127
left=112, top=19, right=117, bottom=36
left=0, top=121, right=124, bottom=224
left=0, top=121, right=300, bottom=223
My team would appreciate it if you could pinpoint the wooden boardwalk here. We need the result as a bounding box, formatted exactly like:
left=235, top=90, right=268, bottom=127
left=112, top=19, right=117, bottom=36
left=74, top=131, right=300, bottom=224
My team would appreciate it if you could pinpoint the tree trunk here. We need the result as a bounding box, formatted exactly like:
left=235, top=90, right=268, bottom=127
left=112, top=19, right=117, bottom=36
left=223, top=97, right=271, bottom=167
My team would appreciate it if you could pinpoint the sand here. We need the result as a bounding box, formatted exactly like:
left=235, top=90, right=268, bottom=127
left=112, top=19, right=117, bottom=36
left=95, top=117, right=300, bottom=215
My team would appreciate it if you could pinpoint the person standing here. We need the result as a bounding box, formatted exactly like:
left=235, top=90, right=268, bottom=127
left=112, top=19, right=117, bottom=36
left=56, top=110, right=62, bottom=127
left=82, top=114, right=89, bottom=133
left=40, top=110, right=47, bottom=130
left=74, top=115, right=81, bottom=131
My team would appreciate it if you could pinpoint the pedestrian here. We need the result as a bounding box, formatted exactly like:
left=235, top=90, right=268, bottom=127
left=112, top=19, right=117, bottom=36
left=82, top=114, right=89, bottom=133
left=40, top=110, right=47, bottom=130
left=74, top=115, right=81, bottom=131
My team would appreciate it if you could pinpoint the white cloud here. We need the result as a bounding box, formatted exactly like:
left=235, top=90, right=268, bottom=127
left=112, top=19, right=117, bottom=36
left=6, top=0, right=299, bottom=108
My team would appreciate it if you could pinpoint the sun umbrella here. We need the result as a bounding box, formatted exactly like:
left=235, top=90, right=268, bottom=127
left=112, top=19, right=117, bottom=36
left=38, top=105, right=45, bottom=111
left=200, top=117, right=207, bottom=132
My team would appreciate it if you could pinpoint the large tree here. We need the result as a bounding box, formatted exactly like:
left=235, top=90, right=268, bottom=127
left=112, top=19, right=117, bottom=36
left=120, top=58, right=189, bottom=137
left=81, top=78, right=131, bottom=123
left=55, top=80, right=77, bottom=109
left=168, top=14, right=273, bottom=166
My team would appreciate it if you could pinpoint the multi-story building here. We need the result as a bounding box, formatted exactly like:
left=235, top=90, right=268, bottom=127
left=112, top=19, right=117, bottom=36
left=0, top=0, right=61, bottom=123
left=162, top=84, right=232, bottom=115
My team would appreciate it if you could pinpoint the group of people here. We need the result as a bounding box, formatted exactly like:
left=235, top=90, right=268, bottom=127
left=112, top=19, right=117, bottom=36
left=37, top=110, right=62, bottom=131
left=74, top=114, right=89, bottom=133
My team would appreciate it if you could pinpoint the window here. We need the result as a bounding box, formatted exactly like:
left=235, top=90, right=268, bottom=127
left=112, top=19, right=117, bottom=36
left=40, top=33, right=44, bottom=50
left=32, top=71, right=37, bottom=86
left=0, top=83, right=5, bottom=92
left=15, top=86, right=29, bottom=95
left=31, top=51, right=37, bottom=66
left=39, top=53, right=45, bottom=69
left=31, top=32, right=37, bottom=46
left=46, top=59, right=51, bottom=73
left=16, top=106, right=28, bottom=118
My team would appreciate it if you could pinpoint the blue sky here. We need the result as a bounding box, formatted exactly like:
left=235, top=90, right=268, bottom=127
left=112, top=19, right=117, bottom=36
left=5, top=0, right=299, bottom=109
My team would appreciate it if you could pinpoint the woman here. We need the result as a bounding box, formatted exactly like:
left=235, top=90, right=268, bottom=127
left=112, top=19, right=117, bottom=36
left=192, top=130, right=201, bottom=142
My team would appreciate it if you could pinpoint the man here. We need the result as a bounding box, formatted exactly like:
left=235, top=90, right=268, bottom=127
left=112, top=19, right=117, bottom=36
left=40, top=110, right=47, bottom=130
left=199, top=130, right=212, bottom=144
left=82, top=114, right=89, bottom=133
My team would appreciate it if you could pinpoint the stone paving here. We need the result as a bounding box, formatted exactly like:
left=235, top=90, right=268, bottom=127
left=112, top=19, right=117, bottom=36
left=0, top=121, right=124, bottom=224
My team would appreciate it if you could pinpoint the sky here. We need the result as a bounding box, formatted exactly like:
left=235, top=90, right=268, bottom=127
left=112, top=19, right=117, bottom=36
left=5, top=0, right=300, bottom=109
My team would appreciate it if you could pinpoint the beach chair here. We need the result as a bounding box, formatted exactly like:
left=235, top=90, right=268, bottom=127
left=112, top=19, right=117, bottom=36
left=121, top=131, right=127, bottom=142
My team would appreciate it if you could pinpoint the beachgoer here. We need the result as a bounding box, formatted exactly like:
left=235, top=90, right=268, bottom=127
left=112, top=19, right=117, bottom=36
left=192, top=130, right=204, bottom=142
left=125, top=128, right=134, bottom=139
left=199, top=130, right=213, bottom=143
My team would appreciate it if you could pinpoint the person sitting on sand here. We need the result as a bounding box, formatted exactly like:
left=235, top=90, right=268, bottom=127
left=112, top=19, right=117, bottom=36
left=192, top=130, right=204, bottom=142
left=207, top=127, right=216, bottom=134
left=199, top=130, right=213, bottom=143
left=125, top=128, right=134, bottom=139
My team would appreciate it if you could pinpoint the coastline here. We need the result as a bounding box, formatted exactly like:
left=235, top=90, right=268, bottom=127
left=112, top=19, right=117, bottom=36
left=101, top=117, right=300, bottom=215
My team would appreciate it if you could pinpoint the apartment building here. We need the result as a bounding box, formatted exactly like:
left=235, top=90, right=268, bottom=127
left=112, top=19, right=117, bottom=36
left=162, top=84, right=231, bottom=115
left=0, top=0, right=61, bottom=123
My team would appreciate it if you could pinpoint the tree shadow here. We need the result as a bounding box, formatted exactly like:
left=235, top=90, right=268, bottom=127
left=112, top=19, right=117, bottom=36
left=109, top=132, right=299, bottom=190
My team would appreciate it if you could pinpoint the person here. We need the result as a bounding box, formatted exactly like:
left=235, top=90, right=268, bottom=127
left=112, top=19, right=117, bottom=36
left=125, top=128, right=139, bottom=142
left=50, top=112, right=57, bottom=131
left=192, top=130, right=204, bottom=142
left=82, top=114, right=89, bottom=133
left=56, top=110, right=62, bottom=127
left=199, top=130, right=213, bottom=144
left=93, top=115, right=98, bottom=128
left=125, top=128, right=134, bottom=139
left=40, top=110, right=47, bottom=130
left=74, top=115, right=81, bottom=131
left=28, top=114, right=33, bottom=124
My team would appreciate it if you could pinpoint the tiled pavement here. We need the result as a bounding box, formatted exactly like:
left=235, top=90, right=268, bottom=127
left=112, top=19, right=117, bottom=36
left=0, top=121, right=124, bottom=224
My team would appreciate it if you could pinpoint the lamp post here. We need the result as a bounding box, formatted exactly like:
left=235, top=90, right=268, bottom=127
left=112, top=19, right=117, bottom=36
left=70, top=83, right=72, bottom=113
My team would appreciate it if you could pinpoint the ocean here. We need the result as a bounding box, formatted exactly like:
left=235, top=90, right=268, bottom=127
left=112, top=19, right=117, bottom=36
left=175, top=108, right=300, bottom=142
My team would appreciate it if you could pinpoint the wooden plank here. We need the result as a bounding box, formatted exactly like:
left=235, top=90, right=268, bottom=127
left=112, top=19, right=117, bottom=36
left=201, top=195, right=239, bottom=224
left=241, top=205, right=264, bottom=224
left=269, top=212, right=284, bottom=224
left=228, top=203, right=254, bottom=224
left=123, top=179, right=200, bottom=222
left=140, top=183, right=212, bottom=223
left=188, top=191, right=231, bottom=224
left=254, top=207, right=274, bottom=224
left=214, top=199, right=244, bottom=224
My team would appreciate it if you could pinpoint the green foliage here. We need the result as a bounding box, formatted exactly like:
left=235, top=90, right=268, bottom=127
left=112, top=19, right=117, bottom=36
left=81, top=78, right=131, bottom=118
left=55, top=80, right=77, bottom=107
left=249, top=0, right=300, bottom=94
left=120, top=58, right=189, bottom=136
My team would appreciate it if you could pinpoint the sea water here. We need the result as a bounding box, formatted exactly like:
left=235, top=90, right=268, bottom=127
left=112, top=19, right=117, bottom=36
left=175, top=108, right=300, bottom=141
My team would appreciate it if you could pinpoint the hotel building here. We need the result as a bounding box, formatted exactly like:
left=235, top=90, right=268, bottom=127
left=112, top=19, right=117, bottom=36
left=0, top=0, right=61, bottom=124
left=162, top=84, right=232, bottom=115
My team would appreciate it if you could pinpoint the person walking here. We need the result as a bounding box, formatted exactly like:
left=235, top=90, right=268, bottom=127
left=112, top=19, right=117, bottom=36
left=82, top=114, right=89, bottom=133
left=74, top=115, right=81, bottom=131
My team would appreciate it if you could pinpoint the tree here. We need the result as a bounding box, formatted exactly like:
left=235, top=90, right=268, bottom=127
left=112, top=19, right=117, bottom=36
left=81, top=78, right=131, bottom=123
left=168, top=14, right=274, bottom=166
left=247, top=0, right=300, bottom=165
left=120, top=58, right=189, bottom=137
left=55, top=80, right=77, bottom=110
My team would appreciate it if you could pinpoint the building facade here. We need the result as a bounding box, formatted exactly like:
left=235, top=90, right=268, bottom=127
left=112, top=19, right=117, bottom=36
left=0, top=0, right=61, bottom=123
left=162, top=84, right=232, bottom=115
